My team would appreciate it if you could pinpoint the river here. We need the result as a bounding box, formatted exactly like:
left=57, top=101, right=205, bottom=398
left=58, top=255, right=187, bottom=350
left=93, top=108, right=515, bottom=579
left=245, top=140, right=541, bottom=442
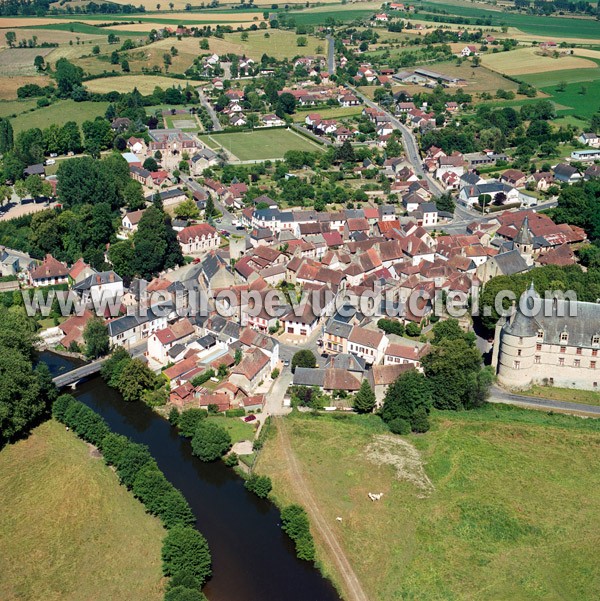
left=41, top=351, right=341, bottom=601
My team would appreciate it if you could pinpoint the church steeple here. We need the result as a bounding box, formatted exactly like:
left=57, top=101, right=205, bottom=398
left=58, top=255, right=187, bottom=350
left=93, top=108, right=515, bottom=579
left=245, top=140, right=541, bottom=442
left=514, top=215, right=533, bottom=265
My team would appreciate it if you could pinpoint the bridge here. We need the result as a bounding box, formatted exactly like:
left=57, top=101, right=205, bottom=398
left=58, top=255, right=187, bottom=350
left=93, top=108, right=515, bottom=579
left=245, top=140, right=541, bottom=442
left=52, top=357, right=108, bottom=388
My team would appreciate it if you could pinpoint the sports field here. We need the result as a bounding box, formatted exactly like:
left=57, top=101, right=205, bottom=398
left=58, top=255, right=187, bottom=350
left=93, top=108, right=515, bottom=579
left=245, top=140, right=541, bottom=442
left=257, top=407, right=600, bottom=601
left=201, top=128, right=323, bottom=161
left=0, top=420, right=165, bottom=601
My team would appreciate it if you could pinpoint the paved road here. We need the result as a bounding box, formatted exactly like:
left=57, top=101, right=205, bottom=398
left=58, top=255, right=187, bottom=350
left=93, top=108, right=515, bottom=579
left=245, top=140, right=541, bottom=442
left=347, top=85, right=444, bottom=196
left=489, top=385, right=600, bottom=416
left=275, top=417, right=369, bottom=601
left=197, top=87, right=222, bottom=132
left=326, top=33, right=335, bottom=74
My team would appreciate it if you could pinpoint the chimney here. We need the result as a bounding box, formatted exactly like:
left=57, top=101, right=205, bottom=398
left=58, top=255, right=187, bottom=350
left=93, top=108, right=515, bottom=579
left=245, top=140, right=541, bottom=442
left=109, top=272, right=115, bottom=283
left=509, top=300, right=516, bottom=325
left=96, top=275, right=101, bottom=285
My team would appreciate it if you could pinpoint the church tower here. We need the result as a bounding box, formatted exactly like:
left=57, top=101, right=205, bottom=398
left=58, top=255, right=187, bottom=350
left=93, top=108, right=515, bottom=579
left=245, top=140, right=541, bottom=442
left=514, top=215, right=534, bottom=265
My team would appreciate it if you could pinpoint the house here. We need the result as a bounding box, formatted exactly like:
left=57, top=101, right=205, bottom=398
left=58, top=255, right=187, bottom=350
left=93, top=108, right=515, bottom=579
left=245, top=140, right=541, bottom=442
left=0, top=247, right=35, bottom=277
left=281, top=299, right=321, bottom=338
left=128, top=137, right=146, bottom=154
left=528, top=172, right=555, bottom=192
left=262, top=114, right=285, bottom=127
left=292, top=367, right=362, bottom=393
left=461, top=45, right=478, bottom=57
left=476, top=249, right=530, bottom=283
left=458, top=182, right=520, bottom=207
left=368, top=364, right=413, bottom=404
left=348, top=326, right=388, bottom=365
left=58, top=310, right=94, bottom=350
left=122, top=209, right=145, bottom=233
left=144, top=188, right=187, bottom=207
left=23, top=163, right=45, bottom=178
left=383, top=342, right=429, bottom=370
left=553, top=163, right=581, bottom=184
left=147, top=318, right=195, bottom=364
left=29, top=254, right=69, bottom=287
left=177, top=223, right=220, bottom=254
left=73, top=271, right=123, bottom=307
left=410, top=202, right=438, bottom=227
left=374, top=13, right=389, bottom=22
left=229, top=347, right=271, bottom=392
left=191, top=148, right=219, bottom=175
left=148, top=129, right=201, bottom=156
left=107, top=304, right=169, bottom=348
left=324, top=318, right=353, bottom=355
left=500, top=169, right=527, bottom=188
left=578, top=132, right=600, bottom=147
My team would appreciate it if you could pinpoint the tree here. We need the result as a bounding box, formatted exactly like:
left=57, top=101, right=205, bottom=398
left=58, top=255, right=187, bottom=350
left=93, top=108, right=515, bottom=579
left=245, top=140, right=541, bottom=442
left=334, top=140, right=355, bottom=163
left=55, top=58, right=84, bottom=97
left=291, top=349, right=316, bottom=373
left=199, top=39, right=209, bottom=50
left=123, top=179, right=145, bottom=210
left=431, top=318, right=475, bottom=346
left=175, top=198, right=200, bottom=220
left=143, top=157, right=159, bottom=172
left=191, top=421, right=231, bottom=461
left=241, top=31, right=249, bottom=41
left=117, top=358, right=158, bottom=402
left=244, top=473, right=272, bottom=498
left=164, top=586, right=207, bottom=601
left=381, top=369, right=431, bottom=433
left=177, top=408, right=207, bottom=438
left=277, top=92, right=296, bottom=115
left=116, top=441, right=155, bottom=488
left=5, top=31, right=16, bottom=47
left=83, top=317, right=109, bottom=359
left=33, top=55, right=45, bottom=72
left=353, top=379, right=375, bottom=414
left=204, top=196, right=216, bottom=220
left=162, top=525, right=212, bottom=584
left=297, top=36, right=307, bottom=46
left=121, top=59, right=130, bottom=73
left=0, top=118, right=14, bottom=154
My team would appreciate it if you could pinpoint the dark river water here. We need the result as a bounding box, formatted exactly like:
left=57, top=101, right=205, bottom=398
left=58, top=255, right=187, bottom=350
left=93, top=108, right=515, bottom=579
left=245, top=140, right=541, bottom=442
left=41, top=351, right=341, bottom=601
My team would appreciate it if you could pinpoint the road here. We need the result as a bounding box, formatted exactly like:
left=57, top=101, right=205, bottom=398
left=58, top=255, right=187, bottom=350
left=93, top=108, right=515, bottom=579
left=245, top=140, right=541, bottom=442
left=347, top=85, right=444, bottom=196
left=275, top=417, right=369, bottom=601
left=197, top=87, right=222, bottom=132
left=326, top=33, right=335, bottom=74
left=489, top=385, right=600, bottom=416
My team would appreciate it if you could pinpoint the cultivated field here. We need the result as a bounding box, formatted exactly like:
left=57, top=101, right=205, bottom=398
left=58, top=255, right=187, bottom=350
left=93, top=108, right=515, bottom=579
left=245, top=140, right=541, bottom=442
left=293, top=106, right=362, bottom=123
left=0, top=420, right=165, bottom=601
left=257, top=408, right=600, bottom=601
left=482, top=47, right=598, bottom=76
left=223, top=30, right=326, bottom=61
left=0, top=27, right=103, bottom=47
left=84, top=74, right=202, bottom=94
left=0, top=75, right=50, bottom=100
left=521, top=66, right=600, bottom=88
left=540, top=78, right=600, bottom=119
left=201, top=128, right=322, bottom=161
left=9, top=99, right=109, bottom=133
left=0, top=47, right=54, bottom=76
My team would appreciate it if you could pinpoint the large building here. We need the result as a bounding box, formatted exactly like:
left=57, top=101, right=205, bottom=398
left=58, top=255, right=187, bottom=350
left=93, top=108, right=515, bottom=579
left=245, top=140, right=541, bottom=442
left=492, top=284, right=600, bottom=391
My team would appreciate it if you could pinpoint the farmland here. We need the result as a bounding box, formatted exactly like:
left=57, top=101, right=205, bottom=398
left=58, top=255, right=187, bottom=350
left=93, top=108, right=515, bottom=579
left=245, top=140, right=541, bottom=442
left=84, top=74, right=202, bottom=94
left=257, top=408, right=600, bottom=601
left=200, top=128, right=323, bottom=161
left=540, top=78, right=600, bottom=120
left=0, top=420, right=165, bottom=601
left=9, top=99, right=110, bottom=133
left=293, top=106, right=363, bottom=123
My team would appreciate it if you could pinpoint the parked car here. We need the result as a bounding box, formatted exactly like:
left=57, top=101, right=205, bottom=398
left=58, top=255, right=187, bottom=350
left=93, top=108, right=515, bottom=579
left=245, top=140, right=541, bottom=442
left=236, top=225, right=245, bottom=231
left=244, top=415, right=257, bottom=423
left=193, top=257, right=201, bottom=264
left=282, top=360, right=290, bottom=367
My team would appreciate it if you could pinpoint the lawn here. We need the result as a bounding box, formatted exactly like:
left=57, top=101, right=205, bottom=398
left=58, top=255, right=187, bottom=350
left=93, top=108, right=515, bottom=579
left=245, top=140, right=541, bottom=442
left=257, top=407, right=600, bottom=601
left=206, top=415, right=257, bottom=444
left=520, top=385, right=600, bottom=407
left=203, top=128, right=323, bottom=161
left=292, top=105, right=362, bottom=123
left=0, top=420, right=165, bottom=601
left=84, top=74, right=203, bottom=94
left=9, top=99, right=109, bottom=133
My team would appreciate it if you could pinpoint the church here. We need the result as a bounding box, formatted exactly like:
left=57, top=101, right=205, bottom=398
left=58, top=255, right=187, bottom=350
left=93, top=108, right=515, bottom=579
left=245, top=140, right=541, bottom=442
left=492, top=284, right=600, bottom=391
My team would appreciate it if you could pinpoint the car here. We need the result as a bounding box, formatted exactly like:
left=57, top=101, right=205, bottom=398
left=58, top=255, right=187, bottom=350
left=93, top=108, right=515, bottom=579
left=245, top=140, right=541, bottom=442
left=216, top=218, right=222, bottom=224
left=220, top=229, right=229, bottom=236
left=45, top=159, right=55, bottom=166
left=244, top=415, right=257, bottom=422
left=193, top=257, right=201, bottom=264
left=321, top=352, right=328, bottom=358
left=236, top=225, right=245, bottom=231
left=282, top=360, right=290, bottom=367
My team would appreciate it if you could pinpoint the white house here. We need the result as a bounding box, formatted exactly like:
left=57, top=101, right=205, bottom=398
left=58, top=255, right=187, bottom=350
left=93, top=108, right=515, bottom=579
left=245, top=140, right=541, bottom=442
left=458, top=182, right=519, bottom=207
left=461, top=45, right=478, bottom=56
left=177, top=223, right=220, bottom=254
left=147, top=318, right=195, bottom=365
left=348, top=326, right=388, bottom=365
left=107, top=305, right=169, bottom=348
left=122, top=209, right=145, bottom=233
left=578, top=132, right=600, bottom=147
left=73, top=271, right=123, bottom=307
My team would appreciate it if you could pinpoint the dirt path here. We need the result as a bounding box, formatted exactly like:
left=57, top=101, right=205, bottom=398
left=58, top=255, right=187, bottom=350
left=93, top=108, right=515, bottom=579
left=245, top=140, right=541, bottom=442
left=275, top=417, right=369, bottom=601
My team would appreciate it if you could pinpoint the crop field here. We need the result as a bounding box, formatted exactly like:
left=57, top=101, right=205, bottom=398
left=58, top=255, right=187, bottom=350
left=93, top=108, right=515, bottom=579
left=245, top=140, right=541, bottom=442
left=0, top=47, right=54, bottom=76
left=258, top=407, right=600, bottom=601
left=291, top=8, right=375, bottom=25
left=293, top=106, right=362, bottom=122
left=0, top=75, right=50, bottom=100
left=521, top=66, right=600, bottom=88
left=9, top=99, right=110, bottom=133
left=540, top=78, right=600, bottom=119
left=416, top=0, right=600, bottom=39
left=482, top=47, right=599, bottom=76
left=202, top=128, right=322, bottom=161
left=0, top=420, right=165, bottom=601
left=0, top=27, right=103, bottom=47
left=224, top=29, right=326, bottom=61
left=84, top=74, right=202, bottom=94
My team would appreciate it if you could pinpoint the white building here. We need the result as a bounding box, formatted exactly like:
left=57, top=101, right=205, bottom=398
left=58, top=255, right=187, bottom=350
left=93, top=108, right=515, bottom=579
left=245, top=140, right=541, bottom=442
left=177, top=223, right=220, bottom=255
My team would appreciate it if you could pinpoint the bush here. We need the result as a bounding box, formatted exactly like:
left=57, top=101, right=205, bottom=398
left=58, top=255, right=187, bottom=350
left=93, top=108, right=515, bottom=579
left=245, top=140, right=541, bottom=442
left=191, top=421, right=231, bottom=461
left=244, top=473, right=272, bottom=499
left=178, top=408, right=208, bottom=438
left=164, top=586, right=207, bottom=601
left=410, top=406, right=430, bottom=433
left=116, top=441, right=155, bottom=488
left=388, top=418, right=411, bottom=435
left=271, top=368, right=280, bottom=379
left=280, top=504, right=315, bottom=561
left=224, top=408, right=245, bottom=418
left=190, top=369, right=215, bottom=387
left=52, top=393, right=75, bottom=421
left=223, top=452, right=238, bottom=467
left=168, top=406, right=180, bottom=425
left=100, top=431, right=130, bottom=465
left=162, top=525, right=212, bottom=585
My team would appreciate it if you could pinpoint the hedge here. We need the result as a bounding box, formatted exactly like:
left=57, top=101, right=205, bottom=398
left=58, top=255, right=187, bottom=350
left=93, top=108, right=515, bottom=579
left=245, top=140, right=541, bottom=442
left=52, top=394, right=211, bottom=599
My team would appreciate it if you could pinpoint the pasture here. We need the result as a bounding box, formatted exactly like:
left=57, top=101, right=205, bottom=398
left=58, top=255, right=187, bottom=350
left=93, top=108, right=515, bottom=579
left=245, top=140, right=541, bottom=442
left=0, top=47, right=54, bottom=76
left=0, top=420, right=165, bottom=601
left=9, top=99, right=110, bottom=133
left=482, top=47, right=599, bottom=76
left=540, top=78, right=600, bottom=119
left=223, top=30, right=326, bottom=61
left=521, top=66, right=600, bottom=88
left=202, top=128, right=322, bottom=161
left=84, top=74, right=202, bottom=94
left=293, top=106, right=362, bottom=123
left=257, top=407, right=600, bottom=601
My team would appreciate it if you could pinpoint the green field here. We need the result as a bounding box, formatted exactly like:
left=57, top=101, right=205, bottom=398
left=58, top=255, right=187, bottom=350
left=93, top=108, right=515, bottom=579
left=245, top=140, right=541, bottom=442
left=9, top=99, right=110, bottom=133
left=258, top=407, right=600, bottom=600
left=520, top=385, right=600, bottom=407
left=202, top=128, right=323, bottom=161
left=540, top=78, right=600, bottom=119
left=0, top=99, right=38, bottom=118
left=291, top=8, right=374, bottom=25
left=416, top=0, right=600, bottom=39
left=521, top=66, right=600, bottom=88
left=21, top=21, right=143, bottom=36
left=206, top=415, right=257, bottom=444
left=0, top=420, right=165, bottom=601
left=293, top=106, right=362, bottom=122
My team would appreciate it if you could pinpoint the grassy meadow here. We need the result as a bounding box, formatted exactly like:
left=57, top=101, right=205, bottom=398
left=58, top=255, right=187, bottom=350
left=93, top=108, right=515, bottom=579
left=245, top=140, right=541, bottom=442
left=202, top=128, right=323, bottom=161
left=0, top=420, right=165, bottom=601
left=520, top=385, right=600, bottom=407
left=257, top=407, right=600, bottom=601
left=206, top=415, right=257, bottom=444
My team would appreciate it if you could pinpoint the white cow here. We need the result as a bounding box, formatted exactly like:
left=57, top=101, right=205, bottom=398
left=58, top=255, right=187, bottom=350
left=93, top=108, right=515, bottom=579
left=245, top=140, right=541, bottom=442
left=368, top=492, right=384, bottom=501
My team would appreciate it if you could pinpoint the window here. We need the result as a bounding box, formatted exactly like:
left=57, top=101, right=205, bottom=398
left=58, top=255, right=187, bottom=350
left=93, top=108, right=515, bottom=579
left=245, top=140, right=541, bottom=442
left=593, top=350, right=598, bottom=357
left=536, top=343, right=542, bottom=351
left=549, top=378, right=554, bottom=385
left=519, top=337, right=523, bottom=344
left=593, top=335, right=600, bottom=346
left=535, top=355, right=541, bottom=364
left=513, top=360, right=520, bottom=369
left=517, top=349, right=522, bottom=356
left=576, top=347, right=582, bottom=355
left=560, top=332, right=568, bottom=343
left=560, top=346, right=566, bottom=353
left=574, top=359, right=580, bottom=367
left=537, top=330, right=544, bottom=339
left=591, top=361, right=597, bottom=369
left=558, top=357, right=564, bottom=366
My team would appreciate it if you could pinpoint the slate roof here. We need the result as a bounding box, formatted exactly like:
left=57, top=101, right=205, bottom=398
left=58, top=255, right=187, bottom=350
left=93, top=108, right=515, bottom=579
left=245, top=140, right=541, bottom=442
left=491, top=250, right=530, bottom=276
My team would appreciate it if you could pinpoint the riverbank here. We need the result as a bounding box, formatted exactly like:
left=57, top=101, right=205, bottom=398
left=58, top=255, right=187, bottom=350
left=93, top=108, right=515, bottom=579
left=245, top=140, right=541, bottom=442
left=257, top=407, right=600, bottom=600
left=0, top=420, right=165, bottom=601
